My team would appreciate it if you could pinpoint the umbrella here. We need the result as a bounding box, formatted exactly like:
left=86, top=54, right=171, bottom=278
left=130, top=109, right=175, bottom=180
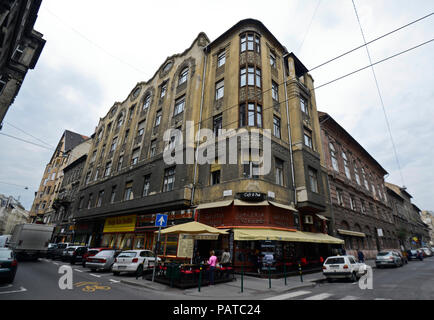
left=157, top=221, right=228, bottom=235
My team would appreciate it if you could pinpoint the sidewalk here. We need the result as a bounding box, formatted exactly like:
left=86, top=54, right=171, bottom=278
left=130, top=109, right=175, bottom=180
left=118, top=259, right=377, bottom=299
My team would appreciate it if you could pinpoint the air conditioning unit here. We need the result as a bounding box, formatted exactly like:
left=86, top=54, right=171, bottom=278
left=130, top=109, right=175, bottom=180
left=304, top=215, right=313, bottom=224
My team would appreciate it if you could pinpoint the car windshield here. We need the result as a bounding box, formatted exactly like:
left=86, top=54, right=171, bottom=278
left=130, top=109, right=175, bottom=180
left=118, top=252, right=137, bottom=258
left=95, top=250, right=115, bottom=257
left=57, top=244, right=67, bottom=249
left=88, top=250, right=100, bottom=255
left=377, top=252, right=391, bottom=256
left=0, top=250, right=13, bottom=259
left=325, top=257, right=345, bottom=264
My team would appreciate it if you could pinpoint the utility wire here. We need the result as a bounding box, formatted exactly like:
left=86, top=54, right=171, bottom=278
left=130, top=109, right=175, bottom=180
left=0, top=132, right=55, bottom=151
left=0, top=181, right=29, bottom=189
left=309, top=11, right=434, bottom=72
left=298, top=0, right=322, bottom=54
left=4, top=121, right=55, bottom=149
left=351, top=0, right=406, bottom=187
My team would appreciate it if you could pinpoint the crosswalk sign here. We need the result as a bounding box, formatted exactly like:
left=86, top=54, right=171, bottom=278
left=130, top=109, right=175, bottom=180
left=155, top=214, right=168, bottom=227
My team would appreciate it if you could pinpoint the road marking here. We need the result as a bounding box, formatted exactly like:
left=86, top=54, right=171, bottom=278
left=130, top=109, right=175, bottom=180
left=0, top=287, right=27, bottom=295
left=304, top=293, right=333, bottom=300
left=265, top=290, right=312, bottom=300
left=53, top=262, right=59, bottom=266
left=340, top=296, right=359, bottom=300
left=90, top=273, right=101, bottom=278
left=74, top=269, right=83, bottom=273
left=109, top=279, right=121, bottom=283
left=0, top=284, right=13, bottom=289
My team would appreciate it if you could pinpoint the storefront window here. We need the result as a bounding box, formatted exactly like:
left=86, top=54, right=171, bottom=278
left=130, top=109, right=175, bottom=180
left=122, top=234, right=134, bottom=250
left=134, top=236, right=145, bottom=249
left=165, top=234, right=179, bottom=256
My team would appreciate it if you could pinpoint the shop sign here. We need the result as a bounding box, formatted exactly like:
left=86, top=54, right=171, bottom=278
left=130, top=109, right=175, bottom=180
left=182, top=234, right=219, bottom=240
left=103, top=215, right=137, bottom=233
left=238, top=192, right=266, bottom=202
left=177, top=234, right=194, bottom=258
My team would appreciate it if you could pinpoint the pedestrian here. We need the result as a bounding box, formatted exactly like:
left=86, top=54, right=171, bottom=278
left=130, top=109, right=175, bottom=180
left=341, top=248, right=347, bottom=256
left=207, top=250, right=218, bottom=285
left=357, top=249, right=365, bottom=263
left=193, top=250, right=202, bottom=265
left=254, top=249, right=261, bottom=274
left=220, top=248, right=231, bottom=266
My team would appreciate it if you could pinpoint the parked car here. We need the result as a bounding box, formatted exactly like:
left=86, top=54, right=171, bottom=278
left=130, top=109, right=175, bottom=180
left=70, top=246, right=89, bottom=265
left=376, top=251, right=404, bottom=268
left=112, top=250, right=161, bottom=277
left=407, top=249, right=423, bottom=261
left=397, top=251, right=408, bottom=264
left=322, top=255, right=367, bottom=282
left=81, top=248, right=113, bottom=267
left=0, top=248, right=18, bottom=283
left=419, top=248, right=433, bottom=257
left=85, top=249, right=121, bottom=272
left=62, top=246, right=87, bottom=262
left=46, top=243, right=58, bottom=259
left=51, top=243, right=74, bottom=260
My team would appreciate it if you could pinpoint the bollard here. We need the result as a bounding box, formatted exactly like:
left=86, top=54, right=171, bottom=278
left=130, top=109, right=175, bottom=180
left=284, top=263, right=287, bottom=286
left=268, top=264, right=271, bottom=289
left=198, top=265, right=202, bottom=292
left=299, top=263, right=303, bottom=283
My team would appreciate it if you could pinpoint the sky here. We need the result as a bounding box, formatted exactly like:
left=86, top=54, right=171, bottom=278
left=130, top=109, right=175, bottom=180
left=0, top=0, right=433, bottom=212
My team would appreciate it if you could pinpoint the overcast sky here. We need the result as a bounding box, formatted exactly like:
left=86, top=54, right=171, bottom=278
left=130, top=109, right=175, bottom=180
left=0, top=0, right=433, bottom=212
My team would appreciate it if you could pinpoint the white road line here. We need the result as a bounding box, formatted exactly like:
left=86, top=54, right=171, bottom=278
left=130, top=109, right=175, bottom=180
left=0, top=284, right=13, bottom=289
left=0, top=287, right=27, bottom=295
left=340, top=296, right=359, bottom=300
left=109, top=279, right=121, bottom=283
left=74, top=269, right=83, bottom=273
left=265, top=290, right=312, bottom=300
left=52, top=262, right=59, bottom=266
left=304, top=293, right=333, bottom=300
left=90, top=273, right=101, bottom=278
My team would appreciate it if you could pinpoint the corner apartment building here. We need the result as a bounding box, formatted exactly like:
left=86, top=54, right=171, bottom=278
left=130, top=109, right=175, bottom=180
left=0, top=0, right=45, bottom=125
left=73, top=19, right=343, bottom=270
left=319, top=112, right=397, bottom=259
left=29, top=130, right=89, bottom=224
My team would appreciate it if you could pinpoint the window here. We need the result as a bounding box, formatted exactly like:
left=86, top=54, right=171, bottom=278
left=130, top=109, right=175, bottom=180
left=270, top=52, right=276, bottom=68
left=124, top=130, right=129, bottom=144
left=215, top=79, right=224, bottom=100
left=110, top=186, right=117, bottom=203
left=117, top=156, right=123, bottom=172
left=137, top=121, right=146, bottom=136
left=362, top=168, right=369, bottom=190
left=342, top=152, right=351, bottom=180
left=350, top=195, right=357, bottom=211
left=78, top=197, right=84, bottom=209
left=239, top=103, right=262, bottom=128
left=150, top=140, right=157, bottom=157
left=213, top=114, right=222, bottom=137
left=155, top=110, right=162, bottom=127
left=211, top=170, right=221, bottom=185
left=308, top=167, right=319, bottom=193
left=85, top=172, right=91, bottom=185
left=275, top=158, right=284, bottom=186
left=131, top=148, right=140, bottom=165
left=163, top=167, right=176, bottom=192
left=304, top=129, right=313, bottom=149
left=94, top=168, right=100, bottom=181
left=12, top=44, right=24, bottom=61
left=160, top=81, right=167, bottom=98
left=240, top=67, right=261, bottom=88
left=354, top=163, right=361, bottom=185
left=361, top=199, right=366, bottom=214
left=128, top=105, right=135, bottom=121
left=0, top=76, right=6, bottom=94
left=174, top=96, right=185, bottom=116
left=101, top=144, right=106, bottom=158
left=300, top=97, right=309, bottom=116
left=143, top=94, right=151, bottom=110
left=243, top=161, right=260, bottom=179
left=117, top=114, right=124, bottom=128
left=110, top=137, right=118, bottom=152
left=143, top=175, right=151, bottom=196
left=240, top=33, right=260, bottom=53
left=178, top=67, right=188, bottom=86
left=97, top=190, right=104, bottom=207
left=87, top=194, right=93, bottom=209
left=336, top=188, right=344, bottom=206
left=272, top=81, right=279, bottom=101
left=91, top=150, right=97, bottom=162
left=217, top=51, right=225, bottom=67
left=273, top=116, right=281, bottom=138
left=104, top=162, right=112, bottom=177
left=124, top=181, right=133, bottom=201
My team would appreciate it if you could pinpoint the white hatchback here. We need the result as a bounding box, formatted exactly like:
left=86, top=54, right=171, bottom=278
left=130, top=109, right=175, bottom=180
left=322, top=255, right=368, bottom=282
left=112, top=250, right=161, bottom=276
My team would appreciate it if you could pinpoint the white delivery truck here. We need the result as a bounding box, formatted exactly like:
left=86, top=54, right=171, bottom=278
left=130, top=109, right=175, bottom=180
left=8, top=223, right=54, bottom=260
left=0, top=234, right=12, bottom=247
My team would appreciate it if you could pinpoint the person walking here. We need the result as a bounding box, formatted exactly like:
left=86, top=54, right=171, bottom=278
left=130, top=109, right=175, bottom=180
left=207, top=250, right=218, bottom=285
left=220, top=248, right=231, bottom=266
left=357, top=249, right=365, bottom=263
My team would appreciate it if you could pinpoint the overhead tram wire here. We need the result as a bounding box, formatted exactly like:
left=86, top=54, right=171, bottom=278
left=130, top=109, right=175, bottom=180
left=308, top=11, right=434, bottom=72
left=297, top=0, right=322, bottom=54
left=4, top=121, right=55, bottom=149
left=351, top=0, right=407, bottom=187
left=0, top=132, right=56, bottom=152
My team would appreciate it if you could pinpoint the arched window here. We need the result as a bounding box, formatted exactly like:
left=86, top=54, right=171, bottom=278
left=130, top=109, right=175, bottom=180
left=143, top=94, right=151, bottom=111
left=178, top=67, right=189, bottom=86
left=117, top=112, right=124, bottom=128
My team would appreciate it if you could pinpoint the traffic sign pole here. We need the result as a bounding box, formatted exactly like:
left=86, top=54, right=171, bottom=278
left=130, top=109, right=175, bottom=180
left=152, top=226, right=162, bottom=282
left=151, top=214, right=167, bottom=283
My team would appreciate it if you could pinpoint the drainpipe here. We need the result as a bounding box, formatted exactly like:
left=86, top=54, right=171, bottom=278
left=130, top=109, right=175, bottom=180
left=282, top=53, right=297, bottom=211
left=191, top=45, right=208, bottom=219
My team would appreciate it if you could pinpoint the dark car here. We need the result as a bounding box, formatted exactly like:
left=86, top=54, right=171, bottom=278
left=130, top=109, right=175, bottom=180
left=82, top=248, right=113, bottom=267
left=46, top=243, right=58, bottom=259
left=70, top=246, right=88, bottom=265
left=407, top=250, right=423, bottom=261
left=0, top=248, right=18, bottom=283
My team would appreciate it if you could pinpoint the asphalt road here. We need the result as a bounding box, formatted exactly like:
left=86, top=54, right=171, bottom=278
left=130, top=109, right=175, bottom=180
left=1, top=256, right=434, bottom=300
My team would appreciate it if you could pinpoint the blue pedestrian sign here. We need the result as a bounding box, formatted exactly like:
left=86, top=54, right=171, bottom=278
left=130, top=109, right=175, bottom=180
left=155, top=214, right=168, bottom=227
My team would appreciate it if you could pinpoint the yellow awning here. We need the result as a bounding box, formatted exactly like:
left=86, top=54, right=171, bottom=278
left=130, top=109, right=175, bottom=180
left=234, top=199, right=268, bottom=206
left=337, top=229, right=366, bottom=238
left=196, top=200, right=233, bottom=210
left=234, top=228, right=344, bottom=244
left=316, top=214, right=329, bottom=221
left=158, top=221, right=228, bottom=235
left=269, top=201, right=298, bottom=212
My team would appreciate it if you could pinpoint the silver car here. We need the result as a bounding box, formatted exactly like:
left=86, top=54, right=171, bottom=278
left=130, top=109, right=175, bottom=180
left=85, top=249, right=120, bottom=272
left=375, top=251, right=403, bottom=268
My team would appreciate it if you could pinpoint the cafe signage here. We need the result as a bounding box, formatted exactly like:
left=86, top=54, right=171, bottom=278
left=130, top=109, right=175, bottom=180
left=237, top=192, right=266, bottom=202
left=103, top=215, right=137, bottom=233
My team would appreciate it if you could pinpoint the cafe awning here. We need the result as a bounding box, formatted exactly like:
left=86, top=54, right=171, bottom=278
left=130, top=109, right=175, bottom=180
left=316, top=214, right=329, bottom=221
left=337, top=229, right=366, bottom=238
left=157, top=221, right=228, bottom=235
left=233, top=228, right=344, bottom=244
left=234, top=199, right=268, bottom=206
left=269, top=201, right=298, bottom=212
left=196, top=200, right=233, bottom=210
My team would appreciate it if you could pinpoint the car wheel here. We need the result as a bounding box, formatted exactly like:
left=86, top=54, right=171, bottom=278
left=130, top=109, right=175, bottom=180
left=350, top=272, right=357, bottom=282
left=327, top=278, right=333, bottom=283
left=91, top=269, right=96, bottom=272
left=113, top=271, right=120, bottom=276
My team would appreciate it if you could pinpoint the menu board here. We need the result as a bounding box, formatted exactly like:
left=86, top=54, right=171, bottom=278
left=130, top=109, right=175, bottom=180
left=177, top=234, right=194, bottom=258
